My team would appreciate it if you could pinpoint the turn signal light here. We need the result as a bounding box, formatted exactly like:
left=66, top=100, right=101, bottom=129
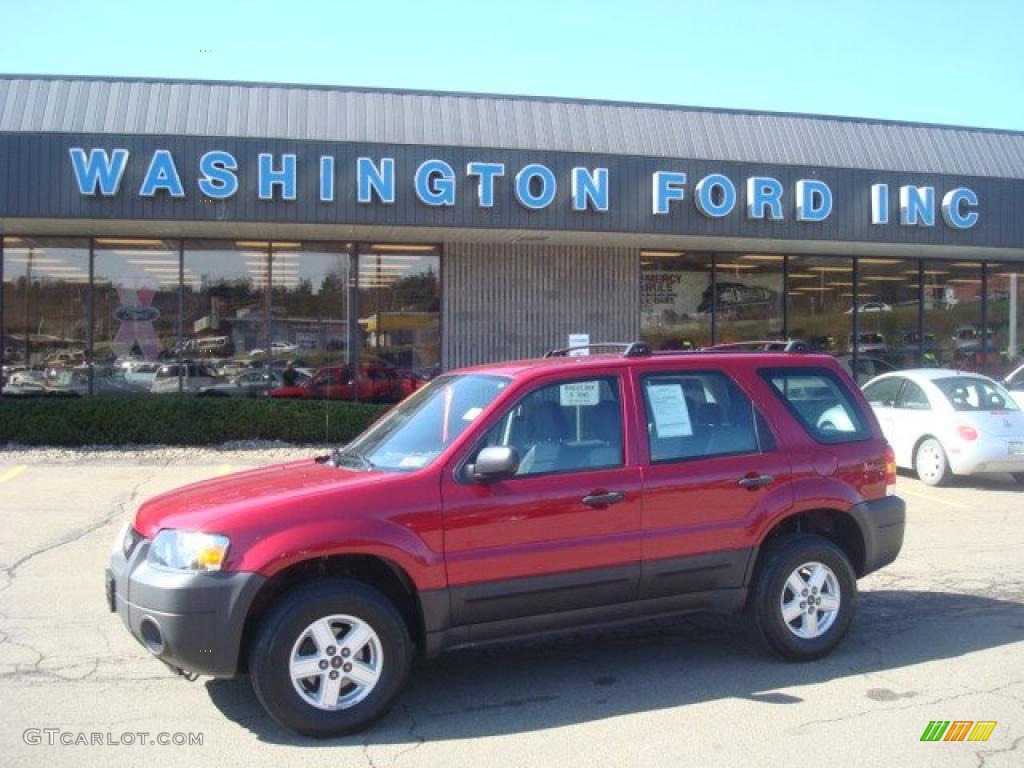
left=957, top=425, right=979, bottom=441
left=884, top=445, right=897, bottom=485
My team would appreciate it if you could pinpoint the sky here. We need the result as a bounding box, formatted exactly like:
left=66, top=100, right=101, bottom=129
left=0, top=0, right=1022, bottom=131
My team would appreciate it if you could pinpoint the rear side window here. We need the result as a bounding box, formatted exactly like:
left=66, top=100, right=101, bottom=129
left=761, top=368, right=871, bottom=443
left=641, top=371, right=761, bottom=461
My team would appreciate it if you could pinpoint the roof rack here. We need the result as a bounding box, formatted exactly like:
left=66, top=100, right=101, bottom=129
left=698, top=339, right=811, bottom=353
left=543, top=341, right=652, bottom=358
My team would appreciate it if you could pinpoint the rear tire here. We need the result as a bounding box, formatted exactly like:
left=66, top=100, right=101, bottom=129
left=750, top=535, right=857, bottom=661
left=249, top=578, right=413, bottom=737
left=915, top=437, right=953, bottom=486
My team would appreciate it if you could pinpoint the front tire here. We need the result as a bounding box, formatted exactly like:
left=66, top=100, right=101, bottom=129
left=249, top=579, right=413, bottom=737
left=751, top=535, right=857, bottom=661
left=915, top=437, right=953, bottom=486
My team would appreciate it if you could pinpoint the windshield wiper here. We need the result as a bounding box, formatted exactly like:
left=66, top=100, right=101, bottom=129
left=330, top=448, right=375, bottom=470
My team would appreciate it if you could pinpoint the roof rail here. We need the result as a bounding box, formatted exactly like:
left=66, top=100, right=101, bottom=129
left=543, top=341, right=652, bottom=358
left=699, top=339, right=811, bottom=353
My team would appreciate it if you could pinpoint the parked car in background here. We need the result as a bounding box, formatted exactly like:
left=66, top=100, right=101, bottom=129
left=847, top=332, right=889, bottom=355
left=861, top=369, right=1024, bottom=486
left=193, top=336, right=235, bottom=357
left=269, top=364, right=420, bottom=403
left=835, top=354, right=896, bottom=385
left=1, top=370, right=50, bottom=397
left=198, top=368, right=310, bottom=398
left=845, top=302, right=892, bottom=314
left=150, top=362, right=222, bottom=394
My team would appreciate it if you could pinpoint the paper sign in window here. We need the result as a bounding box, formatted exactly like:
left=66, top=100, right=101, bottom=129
left=647, top=383, right=693, bottom=437
left=559, top=381, right=600, bottom=407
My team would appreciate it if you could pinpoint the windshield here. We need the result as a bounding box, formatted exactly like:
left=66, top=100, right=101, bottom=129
left=337, top=374, right=511, bottom=471
left=933, top=376, right=1020, bottom=412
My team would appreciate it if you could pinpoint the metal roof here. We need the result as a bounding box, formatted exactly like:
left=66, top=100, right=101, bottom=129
left=2, top=74, right=1023, bottom=179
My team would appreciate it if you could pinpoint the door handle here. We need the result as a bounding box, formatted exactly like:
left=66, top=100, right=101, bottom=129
left=737, top=474, right=774, bottom=489
left=581, top=492, right=625, bottom=507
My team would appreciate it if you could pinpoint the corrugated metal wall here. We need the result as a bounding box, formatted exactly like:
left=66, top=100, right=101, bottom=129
left=442, top=243, right=639, bottom=368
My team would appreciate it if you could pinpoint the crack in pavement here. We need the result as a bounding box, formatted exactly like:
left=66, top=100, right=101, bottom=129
left=0, top=460, right=169, bottom=593
left=391, top=703, right=425, bottom=763
left=976, top=733, right=1023, bottom=768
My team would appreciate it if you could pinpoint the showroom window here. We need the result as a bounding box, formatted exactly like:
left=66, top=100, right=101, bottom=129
left=356, top=245, right=440, bottom=376
left=2, top=237, right=90, bottom=395
left=639, top=251, right=713, bottom=349
left=988, top=263, right=1023, bottom=373
left=854, top=257, right=920, bottom=370
left=713, top=253, right=785, bottom=343
left=786, top=255, right=855, bottom=356
left=93, top=239, right=181, bottom=395
left=923, top=259, right=985, bottom=372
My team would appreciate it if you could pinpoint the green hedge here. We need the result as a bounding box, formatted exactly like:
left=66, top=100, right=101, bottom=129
left=0, top=396, right=389, bottom=446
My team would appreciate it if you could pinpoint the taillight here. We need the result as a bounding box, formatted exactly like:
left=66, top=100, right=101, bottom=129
left=957, top=425, right=979, bottom=441
left=884, top=444, right=897, bottom=485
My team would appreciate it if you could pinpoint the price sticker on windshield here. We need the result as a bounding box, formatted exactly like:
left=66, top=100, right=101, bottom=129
left=559, top=381, right=601, bottom=407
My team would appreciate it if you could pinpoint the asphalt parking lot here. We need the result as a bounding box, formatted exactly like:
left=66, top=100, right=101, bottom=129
left=1, top=447, right=1022, bottom=767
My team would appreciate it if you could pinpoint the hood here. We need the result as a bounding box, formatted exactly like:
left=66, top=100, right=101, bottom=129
left=133, top=458, right=390, bottom=538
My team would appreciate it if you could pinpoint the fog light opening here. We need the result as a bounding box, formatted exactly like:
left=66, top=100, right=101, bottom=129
left=139, top=617, right=166, bottom=655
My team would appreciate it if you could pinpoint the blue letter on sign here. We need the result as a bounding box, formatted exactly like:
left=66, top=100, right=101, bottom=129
left=319, top=156, right=335, bottom=202
left=415, top=160, right=456, bottom=206
left=515, top=164, right=557, bottom=210
left=871, top=183, right=889, bottom=225
left=571, top=167, right=609, bottom=212
left=695, top=174, right=737, bottom=218
left=198, top=151, right=238, bottom=199
left=357, top=157, right=395, bottom=204
left=795, top=179, right=832, bottom=222
left=139, top=150, right=185, bottom=198
left=467, top=162, right=505, bottom=208
left=652, top=171, right=687, bottom=215
left=746, top=177, right=783, bottom=220
left=258, top=153, right=297, bottom=200
left=941, top=188, right=978, bottom=229
left=900, top=185, right=935, bottom=226
left=69, top=148, right=129, bottom=196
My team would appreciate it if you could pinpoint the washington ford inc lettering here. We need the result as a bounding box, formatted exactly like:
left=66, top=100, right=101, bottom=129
left=67, top=148, right=980, bottom=229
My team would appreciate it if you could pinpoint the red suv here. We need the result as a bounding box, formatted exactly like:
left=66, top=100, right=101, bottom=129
left=107, top=342, right=904, bottom=737
left=269, top=364, right=420, bottom=402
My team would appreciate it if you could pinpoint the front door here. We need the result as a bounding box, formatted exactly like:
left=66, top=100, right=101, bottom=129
left=441, top=373, right=643, bottom=626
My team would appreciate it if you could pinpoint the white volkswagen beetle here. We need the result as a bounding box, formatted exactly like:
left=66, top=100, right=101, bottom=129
left=857, top=369, right=1024, bottom=486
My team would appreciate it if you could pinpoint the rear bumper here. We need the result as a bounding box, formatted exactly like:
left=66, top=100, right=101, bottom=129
left=948, top=439, right=1024, bottom=476
left=107, top=537, right=264, bottom=678
left=847, top=495, right=906, bottom=577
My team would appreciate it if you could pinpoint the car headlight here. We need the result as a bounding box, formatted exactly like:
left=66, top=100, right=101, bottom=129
left=112, top=521, right=131, bottom=558
left=147, top=530, right=230, bottom=572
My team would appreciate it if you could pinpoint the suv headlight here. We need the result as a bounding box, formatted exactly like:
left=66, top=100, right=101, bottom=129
left=147, top=530, right=230, bottom=572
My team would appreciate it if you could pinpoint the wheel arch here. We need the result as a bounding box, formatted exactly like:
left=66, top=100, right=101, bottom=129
left=750, top=508, right=867, bottom=582
left=238, top=554, right=429, bottom=674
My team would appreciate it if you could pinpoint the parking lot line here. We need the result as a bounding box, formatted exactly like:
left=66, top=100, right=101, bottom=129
left=0, top=465, right=27, bottom=485
left=897, top=486, right=972, bottom=510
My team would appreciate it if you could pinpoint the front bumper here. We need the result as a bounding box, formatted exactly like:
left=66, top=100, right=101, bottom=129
left=107, top=534, right=265, bottom=678
left=847, top=495, right=906, bottom=577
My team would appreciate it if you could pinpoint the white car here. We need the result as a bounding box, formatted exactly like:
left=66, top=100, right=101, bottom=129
left=860, top=369, right=1024, bottom=486
left=150, top=362, right=222, bottom=394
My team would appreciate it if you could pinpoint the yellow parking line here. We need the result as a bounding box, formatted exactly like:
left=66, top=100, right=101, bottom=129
left=216, top=464, right=232, bottom=477
left=0, top=465, right=27, bottom=485
left=898, top=486, right=971, bottom=510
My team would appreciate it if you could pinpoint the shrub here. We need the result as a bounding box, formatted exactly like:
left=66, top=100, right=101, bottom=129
left=0, top=396, right=389, bottom=446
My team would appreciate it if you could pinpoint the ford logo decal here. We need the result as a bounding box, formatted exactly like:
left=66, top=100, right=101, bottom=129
left=114, top=306, right=161, bottom=323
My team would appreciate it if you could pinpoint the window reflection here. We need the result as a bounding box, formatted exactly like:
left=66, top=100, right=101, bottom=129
left=357, top=246, right=440, bottom=381
left=787, top=255, right=854, bottom=356
left=713, top=253, right=785, bottom=343
left=922, top=260, right=985, bottom=372
left=2, top=237, right=89, bottom=396
left=988, top=264, right=1023, bottom=379
left=639, top=251, right=712, bottom=350
left=93, top=239, right=180, bottom=395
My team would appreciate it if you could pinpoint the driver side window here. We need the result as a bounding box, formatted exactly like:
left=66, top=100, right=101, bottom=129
left=475, top=377, right=623, bottom=478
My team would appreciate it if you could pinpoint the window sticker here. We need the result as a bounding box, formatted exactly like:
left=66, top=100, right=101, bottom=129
left=648, top=383, right=693, bottom=437
left=559, top=381, right=601, bottom=406
left=462, top=406, right=483, bottom=421
left=399, top=454, right=430, bottom=469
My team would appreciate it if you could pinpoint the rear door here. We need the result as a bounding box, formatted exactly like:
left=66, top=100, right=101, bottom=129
left=635, top=365, right=793, bottom=600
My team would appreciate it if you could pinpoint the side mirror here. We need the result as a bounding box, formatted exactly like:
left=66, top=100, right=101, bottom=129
left=469, top=446, right=520, bottom=481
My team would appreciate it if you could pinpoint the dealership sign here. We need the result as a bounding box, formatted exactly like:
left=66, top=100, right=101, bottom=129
left=68, top=148, right=980, bottom=230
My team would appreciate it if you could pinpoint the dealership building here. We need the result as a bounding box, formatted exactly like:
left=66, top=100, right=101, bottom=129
left=2, top=74, right=1024, bottom=394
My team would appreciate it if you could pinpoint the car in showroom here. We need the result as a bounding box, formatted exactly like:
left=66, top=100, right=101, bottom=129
left=859, top=369, right=1024, bottom=485
left=844, top=301, right=893, bottom=314
left=108, top=342, right=903, bottom=736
